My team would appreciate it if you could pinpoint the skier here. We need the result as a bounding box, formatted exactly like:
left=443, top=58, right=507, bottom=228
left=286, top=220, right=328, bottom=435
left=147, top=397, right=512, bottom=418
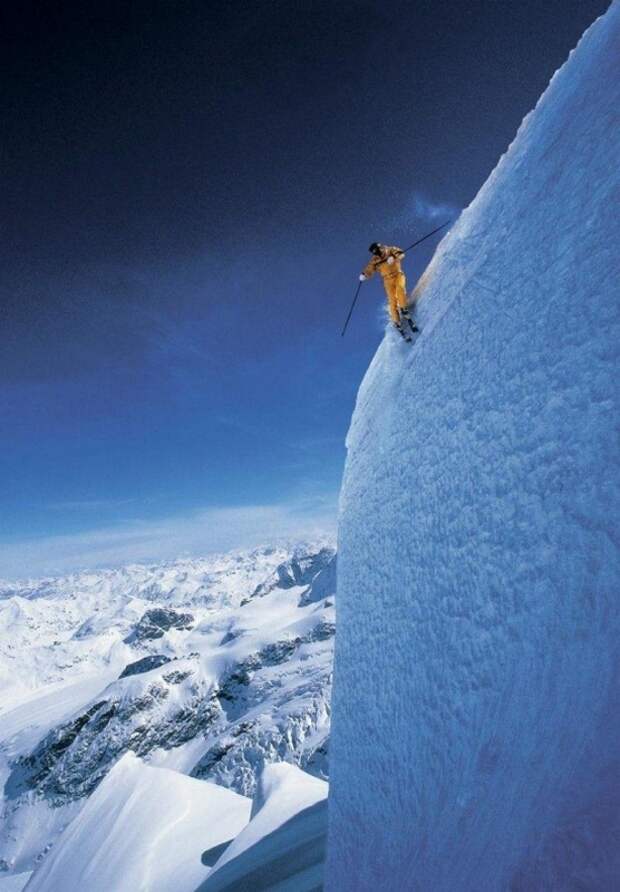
left=359, top=242, right=419, bottom=339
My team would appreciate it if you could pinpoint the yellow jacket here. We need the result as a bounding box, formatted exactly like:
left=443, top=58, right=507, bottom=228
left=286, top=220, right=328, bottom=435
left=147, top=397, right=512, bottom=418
left=362, top=245, right=405, bottom=280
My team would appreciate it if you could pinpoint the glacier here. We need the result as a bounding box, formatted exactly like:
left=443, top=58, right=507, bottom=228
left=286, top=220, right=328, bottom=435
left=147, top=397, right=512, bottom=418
left=327, top=4, right=620, bottom=891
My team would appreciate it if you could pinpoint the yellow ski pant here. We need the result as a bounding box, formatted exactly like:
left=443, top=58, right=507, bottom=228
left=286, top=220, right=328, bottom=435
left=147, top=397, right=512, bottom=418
left=383, top=272, right=408, bottom=323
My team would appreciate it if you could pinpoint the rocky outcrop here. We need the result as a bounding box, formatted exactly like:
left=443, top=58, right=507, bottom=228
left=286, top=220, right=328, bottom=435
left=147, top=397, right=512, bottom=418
left=248, top=547, right=335, bottom=602
left=5, top=664, right=220, bottom=801
left=124, top=608, right=194, bottom=643
left=118, top=655, right=172, bottom=678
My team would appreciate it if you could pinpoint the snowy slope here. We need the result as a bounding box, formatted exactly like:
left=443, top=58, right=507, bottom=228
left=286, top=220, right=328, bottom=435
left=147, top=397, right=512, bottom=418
left=0, top=542, right=334, bottom=880
left=197, top=762, right=328, bottom=892
left=0, top=875, right=31, bottom=892
left=327, top=6, right=620, bottom=891
left=24, top=753, right=250, bottom=892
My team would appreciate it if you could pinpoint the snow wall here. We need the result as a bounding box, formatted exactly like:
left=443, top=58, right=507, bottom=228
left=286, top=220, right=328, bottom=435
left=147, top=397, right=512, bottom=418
left=326, top=6, right=620, bottom=891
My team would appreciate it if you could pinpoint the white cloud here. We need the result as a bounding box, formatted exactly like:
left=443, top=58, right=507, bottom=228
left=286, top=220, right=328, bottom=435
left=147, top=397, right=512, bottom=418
left=47, top=497, right=141, bottom=511
left=0, top=497, right=337, bottom=581
left=409, top=191, right=457, bottom=222
left=381, top=190, right=460, bottom=233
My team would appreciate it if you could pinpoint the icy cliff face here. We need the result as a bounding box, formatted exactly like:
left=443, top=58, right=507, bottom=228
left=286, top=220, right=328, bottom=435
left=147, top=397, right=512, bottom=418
left=0, top=542, right=334, bottom=877
left=327, top=6, right=620, bottom=891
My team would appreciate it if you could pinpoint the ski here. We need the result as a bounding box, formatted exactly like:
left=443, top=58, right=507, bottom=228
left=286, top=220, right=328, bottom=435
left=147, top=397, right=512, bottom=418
left=400, top=307, right=419, bottom=335
left=395, top=324, right=412, bottom=343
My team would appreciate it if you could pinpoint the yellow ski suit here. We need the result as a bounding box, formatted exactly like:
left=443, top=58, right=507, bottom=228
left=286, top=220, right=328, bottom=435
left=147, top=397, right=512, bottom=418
left=362, top=245, right=408, bottom=324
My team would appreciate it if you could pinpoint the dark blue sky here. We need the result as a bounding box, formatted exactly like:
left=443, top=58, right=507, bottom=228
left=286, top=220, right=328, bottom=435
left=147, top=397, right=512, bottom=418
left=1, top=0, right=608, bottom=576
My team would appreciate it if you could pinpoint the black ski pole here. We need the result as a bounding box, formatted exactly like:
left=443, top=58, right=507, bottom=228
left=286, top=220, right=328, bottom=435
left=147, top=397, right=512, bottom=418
left=375, top=220, right=452, bottom=266
left=341, top=281, right=362, bottom=337
left=403, top=219, right=451, bottom=253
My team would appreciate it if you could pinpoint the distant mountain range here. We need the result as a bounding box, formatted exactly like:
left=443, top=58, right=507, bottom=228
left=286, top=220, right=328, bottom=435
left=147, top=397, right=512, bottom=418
left=0, top=542, right=335, bottom=884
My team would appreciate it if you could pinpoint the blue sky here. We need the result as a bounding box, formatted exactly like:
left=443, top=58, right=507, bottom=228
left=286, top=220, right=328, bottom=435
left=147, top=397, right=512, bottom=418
left=0, top=0, right=607, bottom=578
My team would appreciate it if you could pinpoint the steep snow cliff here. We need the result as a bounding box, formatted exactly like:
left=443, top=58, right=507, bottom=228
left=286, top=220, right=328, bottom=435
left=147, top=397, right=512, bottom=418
left=327, top=6, right=620, bottom=891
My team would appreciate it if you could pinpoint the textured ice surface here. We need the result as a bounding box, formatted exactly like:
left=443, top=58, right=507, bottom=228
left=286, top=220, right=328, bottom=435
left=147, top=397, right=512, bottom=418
left=327, top=6, right=620, bottom=891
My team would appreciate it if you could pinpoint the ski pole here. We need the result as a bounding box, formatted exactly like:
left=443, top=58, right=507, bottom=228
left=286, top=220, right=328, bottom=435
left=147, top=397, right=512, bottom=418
left=341, top=281, right=362, bottom=337
left=403, top=219, right=451, bottom=253
left=375, top=220, right=452, bottom=266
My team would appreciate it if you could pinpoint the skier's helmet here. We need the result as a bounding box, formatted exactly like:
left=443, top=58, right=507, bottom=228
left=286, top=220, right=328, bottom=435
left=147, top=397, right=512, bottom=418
left=369, top=242, right=382, bottom=256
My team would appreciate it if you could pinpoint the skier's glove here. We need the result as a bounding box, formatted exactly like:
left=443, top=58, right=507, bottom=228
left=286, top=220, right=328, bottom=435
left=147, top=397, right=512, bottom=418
left=387, top=256, right=394, bottom=265
left=359, top=274, right=366, bottom=281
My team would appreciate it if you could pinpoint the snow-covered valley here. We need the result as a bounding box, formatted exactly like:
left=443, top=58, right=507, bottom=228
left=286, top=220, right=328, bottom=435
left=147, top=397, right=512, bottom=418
left=0, top=543, right=335, bottom=889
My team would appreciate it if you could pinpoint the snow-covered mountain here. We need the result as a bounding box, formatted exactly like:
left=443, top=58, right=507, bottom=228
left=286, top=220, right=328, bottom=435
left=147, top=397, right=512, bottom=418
left=0, top=542, right=335, bottom=886
left=327, top=5, right=619, bottom=891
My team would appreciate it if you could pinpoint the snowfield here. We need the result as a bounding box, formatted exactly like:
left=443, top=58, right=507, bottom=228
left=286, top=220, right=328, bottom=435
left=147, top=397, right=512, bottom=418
left=0, top=543, right=335, bottom=886
left=328, top=4, right=620, bottom=891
